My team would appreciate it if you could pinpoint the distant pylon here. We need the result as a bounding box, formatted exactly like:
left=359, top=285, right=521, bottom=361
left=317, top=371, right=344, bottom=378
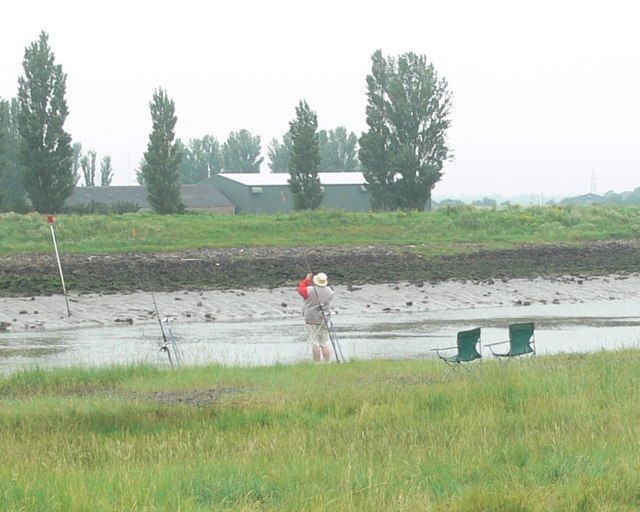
left=590, top=170, right=597, bottom=194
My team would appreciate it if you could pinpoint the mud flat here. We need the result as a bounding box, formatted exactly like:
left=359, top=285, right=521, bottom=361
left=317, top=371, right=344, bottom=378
left=2, top=273, right=639, bottom=334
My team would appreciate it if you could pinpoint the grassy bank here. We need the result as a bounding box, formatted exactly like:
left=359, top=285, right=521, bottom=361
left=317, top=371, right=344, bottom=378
left=2, top=353, right=640, bottom=511
left=2, top=205, right=640, bottom=257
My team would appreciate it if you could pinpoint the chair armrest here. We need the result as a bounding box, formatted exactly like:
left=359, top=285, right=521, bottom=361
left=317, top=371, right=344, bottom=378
left=484, top=340, right=509, bottom=347
left=430, top=346, right=457, bottom=352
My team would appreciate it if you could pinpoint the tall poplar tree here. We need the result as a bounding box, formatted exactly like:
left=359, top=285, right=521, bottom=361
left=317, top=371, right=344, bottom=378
left=71, top=143, right=82, bottom=184
left=221, top=129, right=263, bottom=173
left=80, top=149, right=97, bottom=186
left=0, top=99, right=28, bottom=212
left=319, top=127, right=360, bottom=171
left=17, top=31, right=74, bottom=213
left=142, top=88, right=184, bottom=214
left=100, top=155, right=113, bottom=186
left=288, top=100, right=323, bottom=210
left=178, top=135, right=222, bottom=183
left=267, top=133, right=292, bottom=173
left=0, top=99, right=6, bottom=208
left=359, top=50, right=452, bottom=211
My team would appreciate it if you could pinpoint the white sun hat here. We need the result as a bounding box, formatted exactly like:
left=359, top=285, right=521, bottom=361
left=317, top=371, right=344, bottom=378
left=313, top=272, right=328, bottom=287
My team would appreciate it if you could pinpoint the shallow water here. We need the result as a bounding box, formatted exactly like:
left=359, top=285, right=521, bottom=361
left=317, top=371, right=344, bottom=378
left=1, top=299, right=640, bottom=374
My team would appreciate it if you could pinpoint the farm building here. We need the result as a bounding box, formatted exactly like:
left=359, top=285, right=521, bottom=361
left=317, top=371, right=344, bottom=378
left=65, top=184, right=235, bottom=214
left=65, top=173, right=371, bottom=215
left=559, top=193, right=607, bottom=206
left=208, top=172, right=370, bottom=214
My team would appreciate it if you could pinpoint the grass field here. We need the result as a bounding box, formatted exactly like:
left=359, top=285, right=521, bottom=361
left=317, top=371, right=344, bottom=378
left=1, top=352, right=640, bottom=511
left=2, top=205, right=640, bottom=257
left=3, top=205, right=640, bottom=510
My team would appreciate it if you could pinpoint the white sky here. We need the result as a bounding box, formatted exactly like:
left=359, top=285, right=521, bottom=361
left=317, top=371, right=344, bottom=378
left=1, top=0, right=639, bottom=198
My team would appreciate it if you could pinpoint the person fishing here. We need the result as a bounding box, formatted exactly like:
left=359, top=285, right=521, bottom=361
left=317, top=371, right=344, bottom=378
left=298, top=272, right=335, bottom=362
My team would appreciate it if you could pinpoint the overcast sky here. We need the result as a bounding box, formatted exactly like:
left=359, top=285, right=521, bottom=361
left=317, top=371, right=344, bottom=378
left=1, top=0, right=638, bottom=199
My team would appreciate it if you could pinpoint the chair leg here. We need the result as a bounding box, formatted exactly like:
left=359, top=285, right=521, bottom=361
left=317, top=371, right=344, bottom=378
left=442, top=362, right=458, bottom=379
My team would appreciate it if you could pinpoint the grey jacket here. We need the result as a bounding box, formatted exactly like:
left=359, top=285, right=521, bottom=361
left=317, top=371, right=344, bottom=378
left=298, top=277, right=334, bottom=324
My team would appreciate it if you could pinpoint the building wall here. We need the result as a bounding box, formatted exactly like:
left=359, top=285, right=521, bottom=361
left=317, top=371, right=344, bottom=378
left=244, top=185, right=292, bottom=214
left=211, top=175, right=370, bottom=214
left=65, top=185, right=235, bottom=214
left=322, top=184, right=370, bottom=212
left=210, top=176, right=285, bottom=214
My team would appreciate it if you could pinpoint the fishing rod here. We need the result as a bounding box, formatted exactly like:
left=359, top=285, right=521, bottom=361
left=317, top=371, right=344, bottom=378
left=323, top=308, right=346, bottom=362
left=152, top=292, right=173, bottom=367
left=282, top=192, right=346, bottom=362
left=302, top=251, right=345, bottom=363
left=132, top=247, right=181, bottom=367
left=163, top=316, right=183, bottom=366
left=313, top=281, right=343, bottom=363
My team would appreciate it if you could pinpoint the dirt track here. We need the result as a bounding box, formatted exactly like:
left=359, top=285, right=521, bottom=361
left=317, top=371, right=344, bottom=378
left=2, top=240, right=640, bottom=297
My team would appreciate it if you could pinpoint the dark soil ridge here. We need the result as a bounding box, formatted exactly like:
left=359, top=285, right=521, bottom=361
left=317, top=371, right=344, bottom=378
left=1, top=240, right=640, bottom=297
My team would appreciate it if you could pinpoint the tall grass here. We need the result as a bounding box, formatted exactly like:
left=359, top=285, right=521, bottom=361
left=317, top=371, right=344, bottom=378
left=2, top=353, right=640, bottom=511
left=2, top=205, right=640, bottom=256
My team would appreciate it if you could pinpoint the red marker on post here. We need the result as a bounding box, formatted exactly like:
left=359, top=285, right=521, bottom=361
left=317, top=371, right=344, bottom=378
left=47, top=215, right=71, bottom=317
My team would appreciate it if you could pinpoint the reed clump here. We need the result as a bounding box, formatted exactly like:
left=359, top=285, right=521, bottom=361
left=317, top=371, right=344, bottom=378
left=1, top=351, right=639, bottom=511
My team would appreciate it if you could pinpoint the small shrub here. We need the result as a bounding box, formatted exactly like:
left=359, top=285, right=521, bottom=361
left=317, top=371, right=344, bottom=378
left=62, top=201, right=140, bottom=215
left=111, top=201, right=141, bottom=214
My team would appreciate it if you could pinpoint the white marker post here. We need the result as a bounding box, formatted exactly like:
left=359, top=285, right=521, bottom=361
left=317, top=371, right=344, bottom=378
left=47, top=215, right=71, bottom=317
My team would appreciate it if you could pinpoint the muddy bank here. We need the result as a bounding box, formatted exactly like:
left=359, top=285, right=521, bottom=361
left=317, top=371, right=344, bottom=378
left=2, top=270, right=640, bottom=334
left=1, top=240, right=640, bottom=297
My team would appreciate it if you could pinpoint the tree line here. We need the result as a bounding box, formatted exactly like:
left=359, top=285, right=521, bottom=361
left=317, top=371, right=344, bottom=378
left=0, top=32, right=453, bottom=214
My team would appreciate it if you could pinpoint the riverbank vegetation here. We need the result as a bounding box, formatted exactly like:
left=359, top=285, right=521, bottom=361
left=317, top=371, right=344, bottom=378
left=2, top=205, right=640, bottom=257
left=1, top=352, right=639, bottom=511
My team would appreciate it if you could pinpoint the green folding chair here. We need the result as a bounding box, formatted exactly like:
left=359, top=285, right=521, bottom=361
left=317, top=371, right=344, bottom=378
left=486, top=322, right=535, bottom=359
left=432, top=327, right=482, bottom=376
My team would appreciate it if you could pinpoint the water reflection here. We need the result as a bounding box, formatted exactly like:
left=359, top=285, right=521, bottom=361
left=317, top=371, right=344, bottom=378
left=1, top=299, right=640, bottom=374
